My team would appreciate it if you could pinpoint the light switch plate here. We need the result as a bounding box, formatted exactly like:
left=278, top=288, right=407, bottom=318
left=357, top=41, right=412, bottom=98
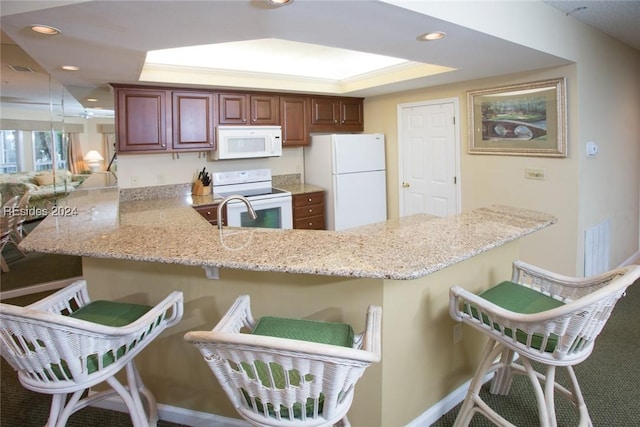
left=525, top=168, right=545, bottom=180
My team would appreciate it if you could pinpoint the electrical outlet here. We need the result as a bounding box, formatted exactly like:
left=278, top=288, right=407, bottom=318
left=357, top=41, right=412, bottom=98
left=131, top=176, right=139, bottom=187
left=453, top=324, right=462, bottom=344
left=525, top=168, right=545, bottom=180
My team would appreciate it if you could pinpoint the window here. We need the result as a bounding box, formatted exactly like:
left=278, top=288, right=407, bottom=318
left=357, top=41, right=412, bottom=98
left=32, top=131, right=68, bottom=171
left=0, top=130, right=19, bottom=173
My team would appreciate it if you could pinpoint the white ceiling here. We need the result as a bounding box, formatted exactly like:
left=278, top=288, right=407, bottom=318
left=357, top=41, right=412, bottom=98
left=1, top=1, right=638, bottom=118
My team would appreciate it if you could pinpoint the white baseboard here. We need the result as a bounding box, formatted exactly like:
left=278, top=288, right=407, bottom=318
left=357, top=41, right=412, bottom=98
left=91, top=395, right=250, bottom=427
left=0, top=276, right=83, bottom=300
left=405, top=371, right=495, bottom=427
left=620, top=250, right=640, bottom=267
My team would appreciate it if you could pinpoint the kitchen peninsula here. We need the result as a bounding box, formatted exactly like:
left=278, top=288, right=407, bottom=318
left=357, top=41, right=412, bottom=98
left=20, top=172, right=556, bottom=426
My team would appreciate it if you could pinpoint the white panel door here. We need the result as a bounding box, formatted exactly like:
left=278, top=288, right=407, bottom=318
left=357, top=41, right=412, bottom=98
left=400, top=101, right=458, bottom=217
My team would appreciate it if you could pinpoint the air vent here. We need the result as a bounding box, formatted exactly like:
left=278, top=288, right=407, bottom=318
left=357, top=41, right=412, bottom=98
left=9, top=65, right=36, bottom=72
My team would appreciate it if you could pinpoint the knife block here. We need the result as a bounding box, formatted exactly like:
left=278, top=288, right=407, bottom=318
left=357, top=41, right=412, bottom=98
left=192, top=180, right=211, bottom=196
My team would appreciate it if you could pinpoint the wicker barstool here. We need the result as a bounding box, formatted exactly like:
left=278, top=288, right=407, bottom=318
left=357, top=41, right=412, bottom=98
left=449, top=260, right=640, bottom=427
left=0, top=280, right=184, bottom=427
left=185, top=295, right=381, bottom=427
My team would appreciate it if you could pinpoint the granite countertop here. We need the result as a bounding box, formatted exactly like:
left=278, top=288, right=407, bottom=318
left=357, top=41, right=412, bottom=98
left=19, top=175, right=557, bottom=280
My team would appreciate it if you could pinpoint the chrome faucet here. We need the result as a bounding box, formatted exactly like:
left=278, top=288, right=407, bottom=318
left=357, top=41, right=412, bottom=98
left=217, top=195, right=257, bottom=231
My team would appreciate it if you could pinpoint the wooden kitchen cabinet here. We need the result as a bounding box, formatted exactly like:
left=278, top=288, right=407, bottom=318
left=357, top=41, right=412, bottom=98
left=113, top=84, right=365, bottom=154
left=310, top=96, right=363, bottom=132
left=172, top=91, right=216, bottom=150
left=280, top=96, right=310, bottom=147
left=194, top=203, right=226, bottom=227
left=293, top=191, right=325, bottom=230
left=115, top=86, right=170, bottom=153
left=218, top=93, right=279, bottom=125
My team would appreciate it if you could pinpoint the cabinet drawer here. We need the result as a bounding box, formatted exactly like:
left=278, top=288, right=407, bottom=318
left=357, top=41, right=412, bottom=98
left=293, top=192, right=324, bottom=207
left=194, top=204, right=225, bottom=225
left=294, top=204, right=324, bottom=219
left=294, top=215, right=325, bottom=230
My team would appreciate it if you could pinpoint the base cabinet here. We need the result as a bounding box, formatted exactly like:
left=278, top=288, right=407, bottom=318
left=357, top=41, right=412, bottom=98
left=293, top=191, right=325, bottom=230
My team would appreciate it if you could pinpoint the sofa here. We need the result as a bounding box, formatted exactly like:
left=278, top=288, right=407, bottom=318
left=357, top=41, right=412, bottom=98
left=0, top=170, right=89, bottom=220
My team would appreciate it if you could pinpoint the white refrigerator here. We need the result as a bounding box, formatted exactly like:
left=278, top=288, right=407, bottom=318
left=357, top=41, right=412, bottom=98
left=304, top=134, right=387, bottom=231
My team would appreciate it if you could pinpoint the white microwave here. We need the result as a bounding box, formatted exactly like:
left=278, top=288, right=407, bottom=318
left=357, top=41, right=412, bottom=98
left=211, top=125, right=282, bottom=160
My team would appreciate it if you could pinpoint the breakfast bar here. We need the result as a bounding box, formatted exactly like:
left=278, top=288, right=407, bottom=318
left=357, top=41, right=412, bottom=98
left=19, top=173, right=557, bottom=426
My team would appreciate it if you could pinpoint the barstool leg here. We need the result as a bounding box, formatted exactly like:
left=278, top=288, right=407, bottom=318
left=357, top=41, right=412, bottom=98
left=520, top=357, right=553, bottom=427
left=489, top=347, right=515, bottom=395
left=454, top=338, right=504, bottom=427
left=564, top=366, right=592, bottom=427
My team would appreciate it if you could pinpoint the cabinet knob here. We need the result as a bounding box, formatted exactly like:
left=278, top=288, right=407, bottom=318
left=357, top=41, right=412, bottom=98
left=308, top=208, right=313, bottom=213
left=308, top=198, right=312, bottom=202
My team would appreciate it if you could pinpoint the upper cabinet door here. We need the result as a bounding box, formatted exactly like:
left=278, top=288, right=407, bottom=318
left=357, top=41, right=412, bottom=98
left=310, top=97, right=339, bottom=127
left=218, top=93, right=248, bottom=124
left=280, top=96, right=310, bottom=147
left=116, top=87, right=170, bottom=153
left=250, top=95, right=279, bottom=125
left=339, top=98, right=364, bottom=129
left=172, top=91, right=216, bottom=150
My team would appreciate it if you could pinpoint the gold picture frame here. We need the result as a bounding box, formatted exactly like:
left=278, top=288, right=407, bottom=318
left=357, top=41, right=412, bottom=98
left=468, top=78, right=567, bottom=157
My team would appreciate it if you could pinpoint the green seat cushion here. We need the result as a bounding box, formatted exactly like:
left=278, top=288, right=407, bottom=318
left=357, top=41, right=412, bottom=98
left=474, top=281, right=566, bottom=352
left=242, top=316, right=354, bottom=419
left=252, top=316, right=354, bottom=348
left=56, top=300, right=153, bottom=376
left=68, top=300, right=152, bottom=326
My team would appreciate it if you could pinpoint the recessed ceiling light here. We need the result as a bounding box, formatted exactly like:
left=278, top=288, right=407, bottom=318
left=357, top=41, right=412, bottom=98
left=86, top=98, right=98, bottom=102
left=30, top=25, right=61, bottom=35
left=417, top=31, right=446, bottom=42
left=266, top=0, right=293, bottom=4
left=61, top=65, right=79, bottom=71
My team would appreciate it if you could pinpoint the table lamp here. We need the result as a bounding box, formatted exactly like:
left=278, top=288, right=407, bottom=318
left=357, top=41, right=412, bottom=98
left=84, top=150, right=104, bottom=172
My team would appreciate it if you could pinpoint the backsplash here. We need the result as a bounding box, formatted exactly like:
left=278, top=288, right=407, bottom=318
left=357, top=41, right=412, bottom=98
left=120, top=183, right=191, bottom=202
left=273, top=174, right=301, bottom=187
left=120, top=174, right=300, bottom=202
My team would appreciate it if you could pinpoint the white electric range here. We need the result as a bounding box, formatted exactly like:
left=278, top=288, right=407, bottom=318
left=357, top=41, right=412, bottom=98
left=212, top=169, right=293, bottom=229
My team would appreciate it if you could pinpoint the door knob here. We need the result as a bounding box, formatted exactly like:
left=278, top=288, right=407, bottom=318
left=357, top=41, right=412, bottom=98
left=402, top=182, right=410, bottom=188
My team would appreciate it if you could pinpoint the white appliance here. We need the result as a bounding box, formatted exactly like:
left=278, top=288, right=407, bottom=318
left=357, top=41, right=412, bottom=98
left=212, top=169, right=293, bottom=229
left=211, top=126, right=282, bottom=160
left=304, top=134, right=387, bottom=230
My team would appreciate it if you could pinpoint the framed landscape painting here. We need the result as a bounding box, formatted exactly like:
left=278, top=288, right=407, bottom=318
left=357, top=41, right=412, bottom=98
left=468, top=78, right=567, bottom=157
